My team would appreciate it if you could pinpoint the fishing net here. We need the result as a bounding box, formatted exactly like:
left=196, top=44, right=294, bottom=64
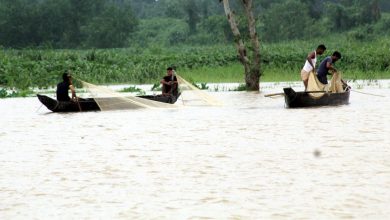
left=79, top=80, right=177, bottom=111
left=307, top=71, right=344, bottom=98
left=73, top=72, right=221, bottom=111
left=176, top=73, right=222, bottom=106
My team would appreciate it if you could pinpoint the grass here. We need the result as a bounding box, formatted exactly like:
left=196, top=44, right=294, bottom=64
left=179, top=64, right=243, bottom=83
left=180, top=64, right=301, bottom=83
left=1, top=33, right=390, bottom=98
left=181, top=63, right=390, bottom=83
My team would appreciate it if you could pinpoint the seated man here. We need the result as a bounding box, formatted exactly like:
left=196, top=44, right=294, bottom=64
left=56, top=70, right=77, bottom=101
left=160, top=67, right=178, bottom=96
left=317, top=51, right=342, bottom=85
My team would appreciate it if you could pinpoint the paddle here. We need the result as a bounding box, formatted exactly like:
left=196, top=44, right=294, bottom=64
left=166, top=69, right=178, bottom=103
left=35, top=103, right=43, bottom=112
left=69, top=75, right=82, bottom=111
left=170, top=70, right=176, bottom=96
left=75, top=97, right=82, bottom=112
left=264, top=90, right=329, bottom=98
left=341, top=80, right=385, bottom=97
left=264, top=92, right=284, bottom=97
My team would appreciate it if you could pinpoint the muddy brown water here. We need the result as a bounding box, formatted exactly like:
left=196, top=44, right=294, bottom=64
left=1, top=87, right=389, bottom=219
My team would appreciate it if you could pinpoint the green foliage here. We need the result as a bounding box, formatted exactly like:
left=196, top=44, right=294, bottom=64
left=151, top=83, right=162, bottom=91
left=0, top=88, right=33, bottom=98
left=324, top=0, right=382, bottom=31
left=134, top=18, right=189, bottom=47
left=0, top=0, right=138, bottom=48
left=261, top=0, right=314, bottom=42
left=119, top=86, right=143, bottom=93
left=190, top=82, right=208, bottom=90
left=230, top=84, right=247, bottom=91
left=199, top=83, right=209, bottom=90
left=0, top=45, right=238, bottom=89
left=83, top=4, right=138, bottom=48
left=0, top=0, right=388, bottom=48
left=347, top=25, right=375, bottom=41
left=183, top=0, right=200, bottom=34
left=197, top=15, right=232, bottom=43
left=119, top=86, right=145, bottom=95
left=373, top=13, right=390, bottom=34
left=0, top=88, right=7, bottom=98
left=1, top=33, right=389, bottom=92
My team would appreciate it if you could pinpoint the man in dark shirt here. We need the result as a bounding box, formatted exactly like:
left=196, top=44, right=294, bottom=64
left=56, top=71, right=77, bottom=101
left=160, top=67, right=178, bottom=96
left=317, top=51, right=342, bottom=84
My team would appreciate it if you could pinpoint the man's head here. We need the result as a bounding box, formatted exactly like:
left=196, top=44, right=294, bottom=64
left=62, top=70, right=72, bottom=83
left=331, top=51, right=342, bottom=62
left=167, top=67, right=173, bottom=76
left=316, top=44, right=326, bottom=55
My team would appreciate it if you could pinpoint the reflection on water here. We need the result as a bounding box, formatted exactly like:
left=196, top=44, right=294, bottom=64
left=0, top=87, right=390, bottom=219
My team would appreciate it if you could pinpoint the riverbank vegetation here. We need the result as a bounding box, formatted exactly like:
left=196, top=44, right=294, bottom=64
left=0, top=0, right=389, bottom=96
left=1, top=34, right=389, bottom=89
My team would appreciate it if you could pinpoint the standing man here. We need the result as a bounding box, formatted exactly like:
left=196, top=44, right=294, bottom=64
left=317, top=51, right=342, bottom=85
left=160, top=67, right=178, bottom=96
left=301, top=44, right=326, bottom=90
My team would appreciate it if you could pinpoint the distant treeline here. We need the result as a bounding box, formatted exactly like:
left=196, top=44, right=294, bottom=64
left=0, top=0, right=137, bottom=48
left=0, top=0, right=389, bottom=48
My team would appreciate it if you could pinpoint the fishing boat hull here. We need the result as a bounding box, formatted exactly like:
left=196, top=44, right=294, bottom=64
left=37, top=93, right=180, bottom=112
left=283, top=87, right=350, bottom=108
left=137, top=94, right=179, bottom=104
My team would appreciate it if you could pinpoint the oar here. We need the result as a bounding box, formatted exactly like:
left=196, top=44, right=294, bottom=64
left=264, top=90, right=328, bottom=98
left=69, top=75, right=82, bottom=111
left=264, top=92, right=284, bottom=97
left=35, top=103, right=43, bottom=112
left=351, top=89, right=386, bottom=97
left=75, top=97, right=82, bottom=112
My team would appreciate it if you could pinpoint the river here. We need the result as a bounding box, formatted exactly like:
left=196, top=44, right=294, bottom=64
left=1, top=82, right=390, bottom=219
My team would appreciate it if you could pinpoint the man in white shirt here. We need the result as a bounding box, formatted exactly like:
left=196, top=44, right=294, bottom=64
left=301, top=44, right=326, bottom=90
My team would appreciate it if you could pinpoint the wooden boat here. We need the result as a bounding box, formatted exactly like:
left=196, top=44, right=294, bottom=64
left=283, top=87, right=350, bottom=108
left=37, top=93, right=181, bottom=112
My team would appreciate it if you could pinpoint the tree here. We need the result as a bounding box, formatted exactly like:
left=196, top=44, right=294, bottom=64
left=184, top=0, right=200, bottom=34
left=0, top=0, right=40, bottom=47
left=325, top=0, right=382, bottom=31
left=83, top=3, right=138, bottom=48
left=220, top=0, right=261, bottom=91
left=262, top=0, right=313, bottom=42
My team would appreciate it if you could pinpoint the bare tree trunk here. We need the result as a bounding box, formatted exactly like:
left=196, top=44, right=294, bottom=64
left=221, top=0, right=251, bottom=88
left=242, top=0, right=261, bottom=91
left=221, top=0, right=261, bottom=91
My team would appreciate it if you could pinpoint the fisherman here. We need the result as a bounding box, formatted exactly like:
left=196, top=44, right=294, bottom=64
left=316, top=51, right=342, bottom=85
left=56, top=70, right=77, bottom=101
left=301, top=44, right=326, bottom=90
left=160, top=67, right=178, bottom=96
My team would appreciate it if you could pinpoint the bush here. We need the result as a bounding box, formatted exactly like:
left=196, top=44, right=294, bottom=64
left=133, top=18, right=189, bottom=47
left=347, top=25, right=374, bottom=41
left=374, top=14, right=390, bottom=34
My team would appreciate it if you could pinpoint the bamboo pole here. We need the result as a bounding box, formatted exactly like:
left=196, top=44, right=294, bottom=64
left=351, top=90, right=386, bottom=97
left=264, top=93, right=284, bottom=97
